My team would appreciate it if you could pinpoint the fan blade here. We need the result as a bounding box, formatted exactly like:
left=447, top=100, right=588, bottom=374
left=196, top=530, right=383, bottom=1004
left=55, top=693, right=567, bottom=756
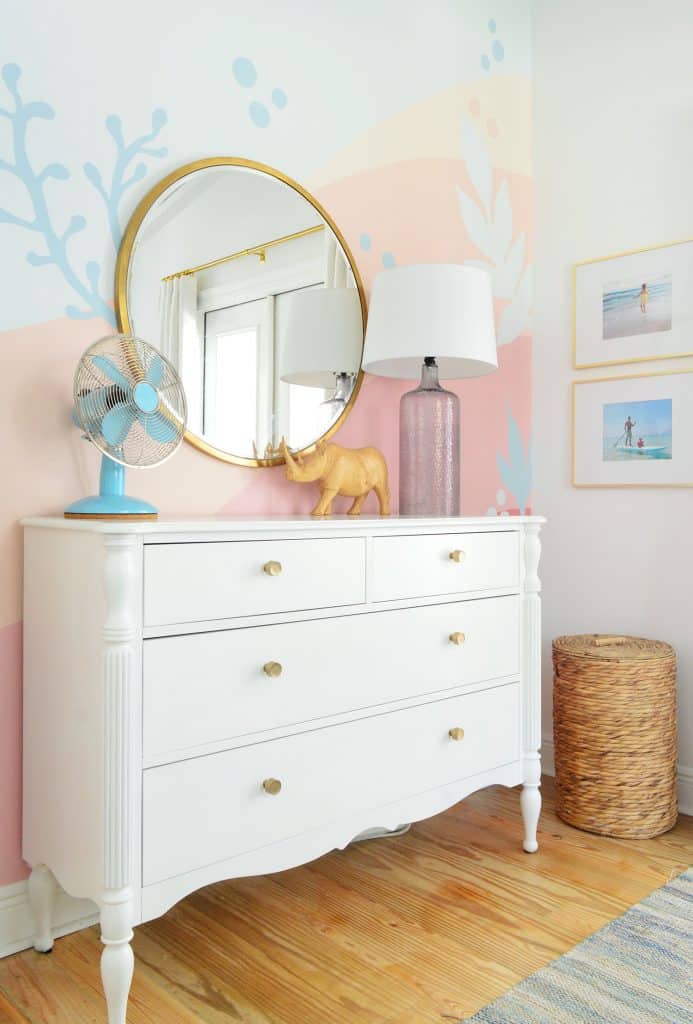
left=146, top=355, right=164, bottom=388
left=75, top=388, right=115, bottom=434
left=92, top=355, right=131, bottom=390
left=140, top=410, right=179, bottom=444
left=102, top=404, right=137, bottom=447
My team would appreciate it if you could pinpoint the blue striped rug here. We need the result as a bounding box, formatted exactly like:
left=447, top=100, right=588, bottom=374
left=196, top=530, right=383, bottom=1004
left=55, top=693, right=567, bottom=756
left=465, top=868, right=692, bottom=1023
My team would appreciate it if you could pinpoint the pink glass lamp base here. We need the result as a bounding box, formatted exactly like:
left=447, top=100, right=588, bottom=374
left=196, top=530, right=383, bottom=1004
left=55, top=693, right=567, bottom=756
left=399, top=357, right=460, bottom=516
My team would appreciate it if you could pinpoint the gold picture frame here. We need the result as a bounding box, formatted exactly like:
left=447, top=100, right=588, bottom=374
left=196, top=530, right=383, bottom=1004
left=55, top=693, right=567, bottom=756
left=115, top=156, right=367, bottom=468
left=572, top=367, right=693, bottom=487
left=573, top=237, right=693, bottom=369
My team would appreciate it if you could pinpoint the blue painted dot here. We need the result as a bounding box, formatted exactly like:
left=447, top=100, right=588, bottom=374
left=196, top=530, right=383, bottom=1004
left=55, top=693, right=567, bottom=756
left=232, top=57, right=257, bottom=88
left=492, top=40, right=505, bottom=61
left=359, top=233, right=372, bottom=251
left=488, top=18, right=496, bottom=33
left=381, top=251, right=396, bottom=269
left=249, top=101, right=270, bottom=128
left=481, top=54, right=491, bottom=71
left=272, top=87, right=287, bottom=109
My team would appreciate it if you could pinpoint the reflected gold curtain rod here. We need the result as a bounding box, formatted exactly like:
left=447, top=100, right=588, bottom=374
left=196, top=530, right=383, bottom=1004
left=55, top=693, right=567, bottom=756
left=161, top=224, right=324, bottom=282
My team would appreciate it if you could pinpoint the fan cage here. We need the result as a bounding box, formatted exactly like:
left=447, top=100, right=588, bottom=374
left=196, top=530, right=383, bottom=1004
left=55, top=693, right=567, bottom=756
left=73, top=334, right=187, bottom=468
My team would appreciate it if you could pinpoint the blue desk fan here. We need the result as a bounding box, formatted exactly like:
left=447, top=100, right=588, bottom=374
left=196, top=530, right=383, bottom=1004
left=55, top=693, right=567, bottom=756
left=66, top=334, right=187, bottom=519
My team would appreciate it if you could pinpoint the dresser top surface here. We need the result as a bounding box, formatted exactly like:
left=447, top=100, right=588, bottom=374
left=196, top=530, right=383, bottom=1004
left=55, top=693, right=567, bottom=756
left=22, top=513, right=544, bottom=537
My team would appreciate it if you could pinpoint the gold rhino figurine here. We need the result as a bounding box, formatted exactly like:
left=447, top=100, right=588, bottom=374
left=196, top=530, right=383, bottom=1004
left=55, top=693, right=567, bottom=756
left=280, top=438, right=390, bottom=517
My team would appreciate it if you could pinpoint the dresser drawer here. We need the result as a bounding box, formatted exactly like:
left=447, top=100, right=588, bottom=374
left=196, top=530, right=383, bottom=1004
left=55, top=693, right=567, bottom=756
left=142, top=683, right=520, bottom=884
left=143, top=538, right=365, bottom=626
left=143, top=595, right=519, bottom=761
left=371, top=531, right=519, bottom=602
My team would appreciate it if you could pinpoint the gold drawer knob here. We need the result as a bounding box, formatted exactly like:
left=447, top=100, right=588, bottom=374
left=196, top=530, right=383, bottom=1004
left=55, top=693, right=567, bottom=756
left=448, top=727, right=465, bottom=742
left=449, top=550, right=465, bottom=563
left=263, top=661, right=283, bottom=678
left=263, top=560, right=282, bottom=576
left=262, top=778, right=282, bottom=795
left=449, top=631, right=466, bottom=645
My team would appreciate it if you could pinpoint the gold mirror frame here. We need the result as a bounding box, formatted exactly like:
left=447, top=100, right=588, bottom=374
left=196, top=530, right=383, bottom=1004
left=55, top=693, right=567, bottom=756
left=114, top=156, right=367, bottom=467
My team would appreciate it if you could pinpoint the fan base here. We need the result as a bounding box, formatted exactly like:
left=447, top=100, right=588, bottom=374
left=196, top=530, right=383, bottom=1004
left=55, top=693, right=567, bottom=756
left=64, top=488, right=158, bottom=519
left=64, top=512, right=158, bottom=521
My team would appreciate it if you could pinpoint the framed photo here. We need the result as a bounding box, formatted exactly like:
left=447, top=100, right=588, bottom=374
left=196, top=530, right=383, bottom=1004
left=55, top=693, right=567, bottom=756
left=572, top=369, right=693, bottom=487
left=574, top=238, right=693, bottom=368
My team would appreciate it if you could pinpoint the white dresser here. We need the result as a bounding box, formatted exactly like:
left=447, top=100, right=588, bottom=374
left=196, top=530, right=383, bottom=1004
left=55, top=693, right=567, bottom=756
left=22, top=514, right=543, bottom=1023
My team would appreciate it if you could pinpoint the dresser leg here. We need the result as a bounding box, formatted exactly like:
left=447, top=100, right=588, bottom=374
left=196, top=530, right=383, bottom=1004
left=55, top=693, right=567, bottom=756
left=99, top=891, right=134, bottom=1024
left=28, top=864, right=56, bottom=953
left=521, top=754, right=542, bottom=853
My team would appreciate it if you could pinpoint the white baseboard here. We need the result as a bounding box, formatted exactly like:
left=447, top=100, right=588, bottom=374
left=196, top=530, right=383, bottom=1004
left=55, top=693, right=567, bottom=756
left=541, top=734, right=693, bottom=816
left=0, top=879, right=97, bottom=959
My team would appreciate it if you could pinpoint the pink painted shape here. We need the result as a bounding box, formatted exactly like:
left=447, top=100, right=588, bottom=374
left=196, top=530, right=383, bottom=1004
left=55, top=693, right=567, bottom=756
left=222, top=338, right=531, bottom=518
left=315, top=158, right=532, bottom=286
left=222, top=156, right=531, bottom=518
left=0, top=152, right=532, bottom=883
left=0, top=621, right=28, bottom=885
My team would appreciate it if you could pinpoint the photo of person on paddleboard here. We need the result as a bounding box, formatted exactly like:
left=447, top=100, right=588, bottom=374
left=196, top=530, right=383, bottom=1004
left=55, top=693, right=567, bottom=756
left=624, top=415, right=636, bottom=447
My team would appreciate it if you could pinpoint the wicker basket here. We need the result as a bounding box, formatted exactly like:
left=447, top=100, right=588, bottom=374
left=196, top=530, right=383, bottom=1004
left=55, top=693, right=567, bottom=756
left=552, top=634, right=677, bottom=839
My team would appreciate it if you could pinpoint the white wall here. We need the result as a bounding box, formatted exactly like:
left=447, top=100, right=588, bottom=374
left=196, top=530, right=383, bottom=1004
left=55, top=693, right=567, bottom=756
left=533, top=1, right=693, bottom=811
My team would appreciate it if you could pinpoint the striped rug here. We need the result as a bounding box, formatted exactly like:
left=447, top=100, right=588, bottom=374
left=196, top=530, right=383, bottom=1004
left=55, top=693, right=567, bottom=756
left=465, top=868, right=692, bottom=1023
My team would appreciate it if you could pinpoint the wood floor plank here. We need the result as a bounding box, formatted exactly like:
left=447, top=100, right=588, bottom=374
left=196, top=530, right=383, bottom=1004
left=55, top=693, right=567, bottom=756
left=0, top=991, right=30, bottom=1023
left=0, top=779, right=690, bottom=1023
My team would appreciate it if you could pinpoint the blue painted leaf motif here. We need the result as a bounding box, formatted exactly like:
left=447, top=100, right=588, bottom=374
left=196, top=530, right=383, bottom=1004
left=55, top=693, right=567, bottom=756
left=24, top=101, right=54, bottom=121
left=492, top=180, right=513, bottom=262
left=63, top=215, right=86, bottom=241
left=494, top=233, right=525, bottom=300
left=2, top=64, right=21, bottom=92
left=85, top=260, right=100, bottom=289
left=129, top=162, right=146, bottom=184
left=86, top=106, right=168, bottom=248
left=102, top=405, right=136, bottom=446
left=460, top=117, right=493, bottom=214
left=83, top=162, right=103, bottom=189
left=0, top=67, right=126, bottom=323
left=41, top=163, right=69, bottom=181
left=65, top=305, right=96, bottom=320
left=496, top=407, right=532, bottom=513
left=105, top=114, right=124, bottom=146
left=497, top=266, right=532, bottom=346
left=457, top=186, right=491, bottom=256
left=26, top=250, right=52, bottom=266
left=0, top=208, right=29, bottom=225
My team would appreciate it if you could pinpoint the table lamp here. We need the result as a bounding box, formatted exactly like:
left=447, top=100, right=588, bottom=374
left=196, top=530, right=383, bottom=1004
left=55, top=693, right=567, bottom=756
left=363, top=264, right=497, bottom=515
left=279, top=287, right=363, bottom=415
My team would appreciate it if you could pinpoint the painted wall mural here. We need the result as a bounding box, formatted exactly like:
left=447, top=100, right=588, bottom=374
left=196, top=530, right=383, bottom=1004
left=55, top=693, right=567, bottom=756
left=0, top=0, right=531, bottom=884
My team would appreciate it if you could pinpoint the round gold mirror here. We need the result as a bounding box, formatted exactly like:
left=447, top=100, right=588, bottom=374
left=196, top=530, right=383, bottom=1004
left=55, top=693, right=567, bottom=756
left=115, top=157, right=366, bottom=466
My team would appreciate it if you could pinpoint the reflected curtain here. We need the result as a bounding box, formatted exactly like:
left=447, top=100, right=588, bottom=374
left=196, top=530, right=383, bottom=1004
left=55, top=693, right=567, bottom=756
left=323, top=233, right=355, bottom=289
left=158, top=275, right=202, bottom=432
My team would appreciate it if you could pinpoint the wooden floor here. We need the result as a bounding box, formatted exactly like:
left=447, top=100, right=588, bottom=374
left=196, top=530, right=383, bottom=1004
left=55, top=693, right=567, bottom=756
left=1, top=777, right=691, bottom=1023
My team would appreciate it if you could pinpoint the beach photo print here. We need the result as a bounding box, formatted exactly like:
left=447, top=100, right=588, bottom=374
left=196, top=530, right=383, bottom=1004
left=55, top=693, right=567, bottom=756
left=602, top=398, right=672, bottom=461
left=575, top=239, right=693, bottom=368
left=573, top=370, right=693, bottom=486
left=602, top=274, right=672, bottom=341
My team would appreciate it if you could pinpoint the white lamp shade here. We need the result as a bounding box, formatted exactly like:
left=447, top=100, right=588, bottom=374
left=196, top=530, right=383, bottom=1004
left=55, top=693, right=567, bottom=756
left=362, top=264, right=498, bottom=380
left=279, top=287, right=363, bottom=388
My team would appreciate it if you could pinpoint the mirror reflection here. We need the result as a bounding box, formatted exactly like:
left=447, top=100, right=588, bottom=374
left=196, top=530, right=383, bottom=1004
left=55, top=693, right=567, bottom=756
left=120, top=161, right=364, bottom=464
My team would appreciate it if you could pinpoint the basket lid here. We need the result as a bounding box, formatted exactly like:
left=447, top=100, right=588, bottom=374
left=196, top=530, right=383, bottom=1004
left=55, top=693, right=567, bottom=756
left=552, top=634, right=675, bottom=662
